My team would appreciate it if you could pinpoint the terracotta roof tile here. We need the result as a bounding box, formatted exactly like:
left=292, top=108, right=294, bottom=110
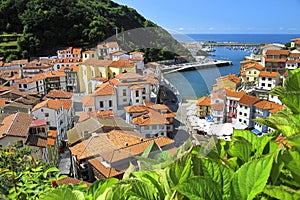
left=81, top=95, right=94, bottom=107
left=94, top=82, right=116, bottom=96
left=132, top=110, right=169, bottom=126
left=44, top=89, right=73, bottom=99
left=224, top=89, right=246, bottom=98
left=30, top=119, right=47, bottom=127
left=0, top=113, right=33, bottom=138
left=265, top=58, right=287, bottom=63
left=109, top=60, right=135, bottom=68
left=197, top=96, right=211, bottom=106
left=217, top=74, right=241, bottom=83
left=266, top=50, right=289, bottom=55
left=254, top=100, right=285, bottom=113
left=59, top=66, right=79, bottom=72
left=82, top=59, right=112, bottom=66
left=89, top=157, right=124, bottom=178
left=238, top=95, right=260, bottom=106
left=244, top=62, right=264, bottom=71
left=259, top=71, right=280, bottom=78
left=32, top=99, right=72, bottom=111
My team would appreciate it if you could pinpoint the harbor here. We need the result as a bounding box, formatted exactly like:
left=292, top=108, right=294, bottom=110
left=161, top=59, right=233, bottom=74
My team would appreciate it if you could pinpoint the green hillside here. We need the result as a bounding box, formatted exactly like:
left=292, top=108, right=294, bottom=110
left=0, top=0, right=193, bottom=62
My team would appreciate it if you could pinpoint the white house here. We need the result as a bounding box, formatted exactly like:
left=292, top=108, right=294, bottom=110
left=210, top=90, right=226, bottom=124
left=236, top=95, right=260, bottom=128
left=57, top=47, right=82, bottom=59
left=93, top=82, right=118, bottom=113
left=31, top=99, right=73, bottom=143
left=124, top=101, right=176, bottom=138
left=97, top=42, right=120, bottom=58
left=258, top=71, right=280, bottom=91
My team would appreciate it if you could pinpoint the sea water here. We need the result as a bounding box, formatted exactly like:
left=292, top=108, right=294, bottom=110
left=165, top=34, right=299, bottom=99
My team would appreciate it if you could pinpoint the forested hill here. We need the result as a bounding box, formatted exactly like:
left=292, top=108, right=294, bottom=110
left=0, top=0, right=194, bottom=62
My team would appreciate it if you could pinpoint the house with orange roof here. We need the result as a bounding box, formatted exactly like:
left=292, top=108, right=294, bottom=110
left=241, top=61, right=264, bottom=85
left=82, top=50, right=97, bottom=62
left=97, top=42, right=120, bottom=58
left=236, top=95, right=260, bottom=128
left=212, top=74, right=241, bottom=91
left=17, top=76, right=46, bottom=94
left=59, top=66, right=80, bottom=92
left=125, top=100, right=176, bottom=138
left=129, top=51, right=144, bottom=70
left=90, top=76, right=108, bottom=92
left=78, top=59, right=112, bottom=93
left=44, top=89, right=73, bottom=100
left=253, top=100, right=285, bottom=135
left=57, top=47, right=82, bottom=59
left=261, top=43, right=285, bottom=55
left=263, top=49, right=289, bottom=75
left=69, top=128, right=174, bottom=181
left=224, top=89, right=246, bottom=123
left=53, top=58, right=82, bottom=71
left=93, top=82, right=117, bottom=113
left=291, top=38, right=300, bottom=49
left=210, top=90, right=227, bottom=124
left=31, top=99, right=74, bottom=144
left=0, top=69, right=22, bottom=86
left=107, top=59, right=136, bottom=79
left=0, top=112, right=54, bottom=162
left=286, top=52, right=300, bottom=70
left=22, top=60, right=53, bottom=78
left=258, top=71, right=280, bottom=91
left=3, top=59, right=28, bottom=69
left=197, top=96, right=211, bottom=118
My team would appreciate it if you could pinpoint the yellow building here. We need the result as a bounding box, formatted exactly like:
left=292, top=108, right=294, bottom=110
left=241, top=62, right=264, bottom=84
left=108, top=59, right=136, bottom=79
left=212, top=74, right=241, bottom=91
left=197, top=96, right=211, bottom=118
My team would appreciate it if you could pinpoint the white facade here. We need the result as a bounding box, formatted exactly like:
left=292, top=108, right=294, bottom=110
left=136, top=124, right=167, bottom=138
left=18, top=79, right=46, bottom=94
left=268, top=94, right=282, bottom=105
left=258, top=76, right=280, bottom=91
left=236, top=103, right=252, bottom=127
left=285, top=61, right=298, bottom=70
left=94, top=95, right=118, bottom=113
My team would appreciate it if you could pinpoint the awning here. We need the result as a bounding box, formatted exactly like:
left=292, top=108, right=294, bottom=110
left=205, top=116, right=214, bottom=122
left=252, top=129, right=261, bottom=135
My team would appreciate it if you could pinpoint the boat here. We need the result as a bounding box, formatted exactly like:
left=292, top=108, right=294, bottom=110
left=200, top=46, right=216, bottom=52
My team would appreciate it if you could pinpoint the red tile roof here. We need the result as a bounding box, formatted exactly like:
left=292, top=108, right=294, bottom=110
left=109, top=60, right=135, bottom=68
left=197, top=96, right=211, bottom=106
left=238, top=95, right=260, bottom=106
left=265, top=49, right=289, bottom=55
left=30, top=119, right=47, bottom=127
left=94, top=82, right=116, bottom=96
left=32, top=99, right=72, bottom=111
left=44, top=89, right=73, bottom=99
left=254, top=100, right=285, bottom=113
left=259, top=71, right=280, bottom=78
left=81, top=95, right=94, bottom=107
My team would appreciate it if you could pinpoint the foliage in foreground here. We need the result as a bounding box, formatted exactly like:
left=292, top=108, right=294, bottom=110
left=2, top=68, right=300, bottom=199
left=39, top=69, right=300, bottom=199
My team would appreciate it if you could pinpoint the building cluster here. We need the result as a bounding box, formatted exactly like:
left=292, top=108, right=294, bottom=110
left=194, top=38, right=300, bottom=137
left=0, top=42, right=176, bottom=182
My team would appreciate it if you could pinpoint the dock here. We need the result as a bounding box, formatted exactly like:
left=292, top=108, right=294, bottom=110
left=200, top=42, right=265, bottom=47
left=161, top=59, right=232, bottom=74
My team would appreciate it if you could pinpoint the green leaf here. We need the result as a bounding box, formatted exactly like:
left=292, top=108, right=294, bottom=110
left=264, top=185, right=300, bottom=200
left=286, top=134, right=300, bottom=150
left=231, top=155, right=273, bottom=200
left=97, top=184, right=129, bottom=200
left=87, top=178, right=119, bottom=200
left=228, top=137, right=252, bottom=163
left=201, top=158, right=233, bottom=196
left=43, top=167, right=60, bottom=178
left=176, top=177, right=223, bottom=200
left=282, top=150, right=300, bottom=183
left=40, top=188, right=85, bottom=200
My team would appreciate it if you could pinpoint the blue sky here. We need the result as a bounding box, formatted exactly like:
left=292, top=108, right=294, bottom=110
left=114, top=0, right=300, bottom=34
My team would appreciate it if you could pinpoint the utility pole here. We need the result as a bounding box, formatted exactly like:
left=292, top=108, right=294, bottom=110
left=115, top=26, right=119, bottom=38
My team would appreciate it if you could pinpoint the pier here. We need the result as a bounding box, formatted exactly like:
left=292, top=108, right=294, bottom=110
left=200, top=41, right=265, bottom=47
left=161, top=59, right=232, bottom=74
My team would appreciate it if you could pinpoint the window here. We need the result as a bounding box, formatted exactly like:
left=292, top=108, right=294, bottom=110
left=17, top=140, right=23, bottom=148
left=99, top=101, right=104, bottom=108
left=239, top=119, right=242, bottom=122
left=249, top=71, right=251, bottom=74
left=244, top=113, right=247, bottom=116
left=268, top=78, right=272, bottom=81
left=19, top=84, right=22, bottom=88
left=142, top=96, right=146, bottom=100
left=244, top=120, right=247, bottom=124
left=41, top=109, right=43, bottom=112
left=136, top=99, right=139, bottom=103
left=123, top=89, right=126, bottom=96
left=254, top=71, right=257, bottom=74
left=142, top=88, right=146, bottom=94
left=109, top=100, right=112, bottom=107
left=24, top=84, right=27, bottom=88
left=268, top=84, right=272, bottom=87
left=245, top=106, right=248, bottom=109
left=45, top=113, right=49, bottom=117
left=239, top=112, right=242, bottom=115
left=262, top=83, right=265, bottom=86
left=144, top=126, right=150, bottom=130
left=123, top=98, right=127, bottom=102
left=262, top=77, right=266, bottom=81
left=135, top=90, right=139, bottom=97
